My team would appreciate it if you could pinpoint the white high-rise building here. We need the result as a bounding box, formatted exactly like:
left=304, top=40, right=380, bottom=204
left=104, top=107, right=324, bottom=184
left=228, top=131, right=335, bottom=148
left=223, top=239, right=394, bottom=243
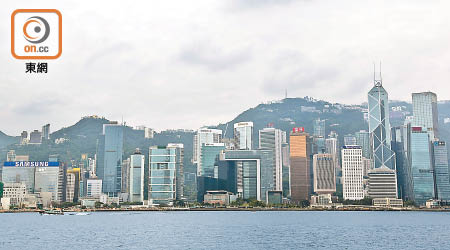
left=412, top=92, right=438, bottom=141
left=193, top=128, right=222, bottom=176
left=86, top=178, right=102, bottom=198
left=234, top=122, right=253, bottom=150
left=259, top=127, right=286, bottom=191
left=129, top=149, right=145, bottom=202
left=342, top=145, right=364, bottom=200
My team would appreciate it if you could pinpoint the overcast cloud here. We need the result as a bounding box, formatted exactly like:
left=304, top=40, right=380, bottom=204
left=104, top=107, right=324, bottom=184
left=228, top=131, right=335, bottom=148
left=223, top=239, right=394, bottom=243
left=1, top=0, right=450, bottom=135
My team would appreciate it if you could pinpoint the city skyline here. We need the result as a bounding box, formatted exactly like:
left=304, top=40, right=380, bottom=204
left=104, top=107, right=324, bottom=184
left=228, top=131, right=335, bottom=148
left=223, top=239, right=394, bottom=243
left=3, top=2, right=450, bottom=249
left=2, top=1, right=450, bottom=135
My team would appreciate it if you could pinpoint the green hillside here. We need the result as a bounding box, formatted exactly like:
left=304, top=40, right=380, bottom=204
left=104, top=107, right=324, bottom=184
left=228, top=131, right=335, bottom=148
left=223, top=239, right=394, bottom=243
left=2, top=97, right=450, bottom=166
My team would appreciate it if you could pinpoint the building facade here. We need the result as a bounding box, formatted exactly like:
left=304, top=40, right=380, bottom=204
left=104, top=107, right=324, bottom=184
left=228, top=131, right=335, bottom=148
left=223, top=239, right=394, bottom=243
left=432, top=141, right=450, bottom=201
left=34, top=166, right=60, bottom=202
left=367, top=167, right=397, bottom=198
left=289, top=127, right=311, bottom=203
left=409, top=127, right=434, bottom=205
left=367, top=79, right=396, bottom=170
left=148, top=144, right=183, bottom=206
left=200, top=143, right=225, bottom=178
left=355, top=130, right=370, bottom=158
left=219, top=149, right=274, bottom=201
left=97, top=124, right=123, bottom=197
left=412, top=92, right=438, bottom=141
left=129, top=149, right=145, bottom=203
left=342, top=146, right=364, bottom=200
left=86, top=178, right=102, bottom=198
left=193, top=128, right=222, bottom=176
left=313, top=119, right=325, bottom=138
left=259, top=127, right=286, bottom=191
left=234, top=122, right=253, bottom=150
left=313, top=154, right=336, bottom=194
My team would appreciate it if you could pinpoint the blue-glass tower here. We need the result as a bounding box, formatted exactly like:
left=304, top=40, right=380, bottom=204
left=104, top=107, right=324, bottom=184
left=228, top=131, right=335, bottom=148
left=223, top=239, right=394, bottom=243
left=97, top=124, right=123, bottom=197
left=433, top=141, right=450, bottom=201
left=367, top=77, right=396, bottom=170
left=409, top=127, right=434, bottom=204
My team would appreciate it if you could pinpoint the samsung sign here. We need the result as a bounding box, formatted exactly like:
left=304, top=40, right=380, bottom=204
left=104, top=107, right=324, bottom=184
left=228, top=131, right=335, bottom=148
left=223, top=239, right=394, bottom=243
left=3, top=161, right=60, bottom=167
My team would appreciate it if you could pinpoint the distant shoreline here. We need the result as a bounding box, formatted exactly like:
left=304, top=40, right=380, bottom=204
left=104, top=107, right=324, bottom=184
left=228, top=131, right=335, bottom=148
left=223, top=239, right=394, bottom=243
left=2, top=207, right=450, bottom=213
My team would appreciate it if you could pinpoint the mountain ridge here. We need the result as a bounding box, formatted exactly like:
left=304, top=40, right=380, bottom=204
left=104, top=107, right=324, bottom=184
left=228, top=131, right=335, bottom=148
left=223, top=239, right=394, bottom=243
left=2, top=97, right=450, bottom=165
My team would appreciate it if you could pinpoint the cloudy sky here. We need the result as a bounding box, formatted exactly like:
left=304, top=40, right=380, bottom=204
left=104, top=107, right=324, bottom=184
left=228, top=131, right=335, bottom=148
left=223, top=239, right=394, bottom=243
left=1, top=0, right=450, bottom=135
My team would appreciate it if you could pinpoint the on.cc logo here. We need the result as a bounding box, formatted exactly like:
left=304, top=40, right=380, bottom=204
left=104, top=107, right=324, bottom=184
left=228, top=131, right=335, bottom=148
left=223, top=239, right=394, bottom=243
left=11, top=9, right=62, bottom=60
left=23, top=16, right=50, bottom=44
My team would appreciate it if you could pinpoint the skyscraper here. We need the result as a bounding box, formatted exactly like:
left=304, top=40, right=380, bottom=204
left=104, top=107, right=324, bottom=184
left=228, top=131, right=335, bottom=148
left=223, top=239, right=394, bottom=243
left=218, top=149, right=274, bottom=201
left=148, top=144, right=183, bottom=205
left=410, top=127, right=434, bottom=205
left=343, top=135, right=357, bottom=146
left=313, top=154, right=335, bottom=194
left=313, top=119, right=325, bottom=138
left=432, top=141, right=450, bottom=201
left=193, top=128, right=222, bottom=176
left=121, top=158, right=130, bottom=195
left=20, top=131, right=28, bottom=144
left=29, top=130, right=42, bottom=144
left=367, top=76, right=396, bottom=170
left=42, top=124, right=50, bottom=140
left=391, top=124, right=413, bottom=200
left=129, top=149, right=145, bottom=203
left=355, top=130, right=370, bottom=158
left=259, top=127, right=286, bottom=191
left=97, top=123, right=123, bottom=197
left=367, top=167, right=397, bottom=198
left=86, top=178, right=102, bottom=198
left=200, top=143, right=225, bottom=177
left=2, top=165, right=35, bottom=193
left=325, top=137, right=340, bottom=178
left=412, top=92, right=438, bottom=141
left=234, top=122, right=253, bottom=150
left=281, top=142, right=290, bottom=197
left=35, top=165, right=61, bottom=202
left=341, top=146, right=364, bottom=200
left=289, top=127, right=311, bottom=203
left=168, top=143, right=184, bottom=201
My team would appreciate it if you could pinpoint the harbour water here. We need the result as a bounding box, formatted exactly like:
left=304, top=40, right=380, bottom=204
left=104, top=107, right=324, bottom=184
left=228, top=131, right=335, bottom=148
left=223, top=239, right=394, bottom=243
left=1, top=211, right=450, bottom=249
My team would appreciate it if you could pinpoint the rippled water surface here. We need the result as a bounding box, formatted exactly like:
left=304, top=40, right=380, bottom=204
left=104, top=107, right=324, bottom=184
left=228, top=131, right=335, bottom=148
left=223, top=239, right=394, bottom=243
left=1, top=211, right=450, bottom=249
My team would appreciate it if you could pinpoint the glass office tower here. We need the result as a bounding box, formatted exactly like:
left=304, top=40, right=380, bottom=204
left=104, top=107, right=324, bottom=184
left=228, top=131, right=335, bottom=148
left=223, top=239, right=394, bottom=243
left=234, top=122, right=253, bottom=150
left=410, top=127, right=434, bottom=205
left=193, top=128, right=222, bottom=176
left=219, top=149, right=273, bottom=201
left=391, top=124, right=413, bottom=201
left=129, top=149, right=145, bottom=203
left=313, top=119, right=325, bottom=138
left=1, top=165, right=35, bottom=193
left=200, top=143, right=225, bottom=177
left=412, top=92, right=438, bottom=141
left=35, top=166, right=60, bottom=202
left=97, top=124, right=123, bottom=197
left=259, top=127, right=286, bottom=191
left=355, top=130, right=370, bottom=158
left=148, top=144, right=183, bottom=205
left=368, top=79, right=396, bottom=170
left=433, top=141, right=450, bottom=201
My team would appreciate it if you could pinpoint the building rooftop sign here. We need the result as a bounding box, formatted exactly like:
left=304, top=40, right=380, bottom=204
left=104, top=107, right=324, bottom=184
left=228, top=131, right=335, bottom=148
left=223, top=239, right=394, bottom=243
left=3, top=161, right=59, bottom=167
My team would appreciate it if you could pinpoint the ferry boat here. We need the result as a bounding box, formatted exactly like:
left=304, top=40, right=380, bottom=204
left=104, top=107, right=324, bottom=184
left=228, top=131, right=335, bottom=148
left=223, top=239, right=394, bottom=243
left=39, top=209, right=64, bottom=215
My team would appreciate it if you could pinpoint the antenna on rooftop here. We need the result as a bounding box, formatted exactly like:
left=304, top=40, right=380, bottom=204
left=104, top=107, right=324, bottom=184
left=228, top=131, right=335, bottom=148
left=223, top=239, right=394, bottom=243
left=374, top=61, right=382, bottom=87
